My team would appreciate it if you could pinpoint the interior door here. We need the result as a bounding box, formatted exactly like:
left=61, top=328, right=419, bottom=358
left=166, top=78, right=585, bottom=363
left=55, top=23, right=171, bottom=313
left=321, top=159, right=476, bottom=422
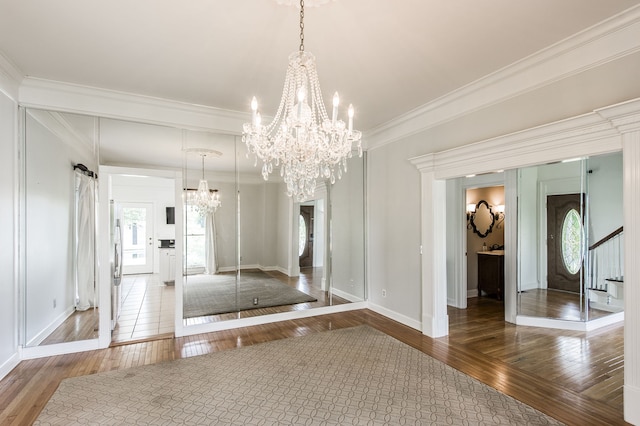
left=547, top=194, right=583, bottom=292
left=299, top=206, right=314, bottom=268
left=121, top=202, right=154, bottom=274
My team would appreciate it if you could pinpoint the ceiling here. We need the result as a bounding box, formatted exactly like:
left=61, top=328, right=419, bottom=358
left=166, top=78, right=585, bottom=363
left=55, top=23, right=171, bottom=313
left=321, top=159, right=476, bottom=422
left=3, top=0, right=640, bottom=173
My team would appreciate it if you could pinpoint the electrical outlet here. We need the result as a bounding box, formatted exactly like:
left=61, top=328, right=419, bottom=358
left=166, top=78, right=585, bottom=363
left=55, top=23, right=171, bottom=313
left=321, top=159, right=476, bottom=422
left=53, top=298, right=57, bottom=308
left=253, top=297, right=259, bottom=305
left=382, top=289, right=387, bottom=297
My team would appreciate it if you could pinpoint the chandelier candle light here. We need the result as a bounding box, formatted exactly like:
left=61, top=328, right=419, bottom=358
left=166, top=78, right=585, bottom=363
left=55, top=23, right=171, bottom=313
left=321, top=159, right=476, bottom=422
left=186, top=153, right=221, bottom=217
left=242, top=0, right=362, bottom=201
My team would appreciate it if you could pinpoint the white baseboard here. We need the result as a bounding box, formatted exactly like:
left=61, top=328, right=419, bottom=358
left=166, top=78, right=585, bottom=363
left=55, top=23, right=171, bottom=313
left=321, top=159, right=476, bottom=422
left=218, top=264, right=290, bottom=276
left=0, top=352, right=20, bottom=382
left=467, top=289, right=478, bottom=298
left=331, top=288, right=362, bottom=303
left=625, top=384, right=640, bottom=425
left=176, top=301, right=368, bottom=337
left=516, top=311, right=624, bottom=331
left=26, top=305, right=76, bottom=347
left=367, top=302, right=422, bottom=331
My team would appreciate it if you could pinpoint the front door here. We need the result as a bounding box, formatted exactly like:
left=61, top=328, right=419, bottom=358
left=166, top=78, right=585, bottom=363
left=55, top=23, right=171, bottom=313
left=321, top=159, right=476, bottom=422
left=547, top=194, right=583, bottom=293
left=121, top=202, right=154, bottom=274
left=299, top=206, right=314, bottom=268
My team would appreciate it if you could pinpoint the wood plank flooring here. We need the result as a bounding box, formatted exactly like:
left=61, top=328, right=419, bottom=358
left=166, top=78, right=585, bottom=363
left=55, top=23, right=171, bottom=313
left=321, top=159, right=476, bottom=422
left=0, top=300, right=626, bottom=425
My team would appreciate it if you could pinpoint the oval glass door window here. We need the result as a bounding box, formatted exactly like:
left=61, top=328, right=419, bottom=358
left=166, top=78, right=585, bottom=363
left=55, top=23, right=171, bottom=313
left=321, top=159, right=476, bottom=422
left=299, top=214, right=307, bottom=256
left=561, top=208, right=583, bottom=274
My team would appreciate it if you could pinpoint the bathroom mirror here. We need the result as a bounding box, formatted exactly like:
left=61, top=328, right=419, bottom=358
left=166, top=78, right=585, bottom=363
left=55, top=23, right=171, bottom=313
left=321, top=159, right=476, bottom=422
left=470, top=200, right=495, bottom=238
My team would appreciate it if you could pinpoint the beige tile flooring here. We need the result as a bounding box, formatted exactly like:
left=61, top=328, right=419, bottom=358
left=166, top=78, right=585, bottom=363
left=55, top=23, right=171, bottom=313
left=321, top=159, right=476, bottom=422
left=112, top=274, right=175, bottom=343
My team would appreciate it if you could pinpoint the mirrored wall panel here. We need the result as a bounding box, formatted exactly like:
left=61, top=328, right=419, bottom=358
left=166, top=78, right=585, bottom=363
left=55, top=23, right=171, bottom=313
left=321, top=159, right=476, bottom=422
left=23, top=109, right=99, bottom=346
left=516, top=151, right=623, bottom=322
left=20, top=107, right=367, bottom=345
left=183, top=136, right=367, bottom=325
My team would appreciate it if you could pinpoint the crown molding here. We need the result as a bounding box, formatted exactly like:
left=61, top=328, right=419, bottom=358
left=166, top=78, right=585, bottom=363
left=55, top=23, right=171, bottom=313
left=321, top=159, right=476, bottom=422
left=18, top=77, right=249, bottom=134
left=366, top=4, right=640, bottom=151
left=0, top=51, right=23, bottom=101
left=410, top=97, right=640, bottom=181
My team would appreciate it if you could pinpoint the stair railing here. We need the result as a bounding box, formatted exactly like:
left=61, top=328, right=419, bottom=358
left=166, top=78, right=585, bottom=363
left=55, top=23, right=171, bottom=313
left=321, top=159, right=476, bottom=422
left=587, top=226, right=623, bottom=292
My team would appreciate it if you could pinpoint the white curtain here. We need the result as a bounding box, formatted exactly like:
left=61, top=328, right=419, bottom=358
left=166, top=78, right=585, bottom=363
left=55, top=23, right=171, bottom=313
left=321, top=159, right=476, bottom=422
left=204, top=211, right=218, bottom=274
left=76, top=172, right=96, bottom=311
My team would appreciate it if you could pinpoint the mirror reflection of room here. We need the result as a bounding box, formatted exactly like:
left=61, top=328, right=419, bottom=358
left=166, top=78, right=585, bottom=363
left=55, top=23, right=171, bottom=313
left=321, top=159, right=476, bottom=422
left=23, top=109, right=100, bottom=347
left=516, top=152, right=623, bottom=322
left=182, top=139, right=366, bottom=325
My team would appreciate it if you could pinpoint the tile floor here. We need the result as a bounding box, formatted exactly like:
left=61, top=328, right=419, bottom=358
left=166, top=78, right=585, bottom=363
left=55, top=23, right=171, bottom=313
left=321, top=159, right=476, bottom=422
left=112, top=274, right=175, bottom=343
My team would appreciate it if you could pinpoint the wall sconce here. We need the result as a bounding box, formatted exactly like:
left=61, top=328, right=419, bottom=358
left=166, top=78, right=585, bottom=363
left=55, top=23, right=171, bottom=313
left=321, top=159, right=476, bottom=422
left=466, top=203, right=476, bottom=229
left=494, top=204, right=505, bottom=228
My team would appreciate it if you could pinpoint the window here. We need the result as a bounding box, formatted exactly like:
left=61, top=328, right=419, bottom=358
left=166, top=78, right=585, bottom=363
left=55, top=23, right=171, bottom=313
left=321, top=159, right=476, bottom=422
left=299, top=214, right=307, bottom=256
left=184, top=205, right=206, bottom=269
left=561, top=208, right=583, bottom=274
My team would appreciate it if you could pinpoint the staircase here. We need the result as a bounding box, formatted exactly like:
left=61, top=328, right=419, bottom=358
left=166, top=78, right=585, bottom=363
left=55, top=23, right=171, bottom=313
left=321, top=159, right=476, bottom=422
left=588, top=227, right=624, bottom=313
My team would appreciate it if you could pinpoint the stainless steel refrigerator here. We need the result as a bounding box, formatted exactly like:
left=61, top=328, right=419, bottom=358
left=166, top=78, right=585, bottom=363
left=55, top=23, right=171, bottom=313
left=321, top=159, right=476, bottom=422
left=110, top=200, right=123, bottom=331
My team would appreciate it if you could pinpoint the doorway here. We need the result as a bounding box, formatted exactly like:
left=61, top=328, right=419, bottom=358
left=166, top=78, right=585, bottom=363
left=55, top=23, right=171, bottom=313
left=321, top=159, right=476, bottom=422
left=465, top=186, right=505, bottom=302
left=546, top=193, right=583, bottom=293
left=299, top=205, right=314, bottom=268
left=121, top=202, right=154, bottom=275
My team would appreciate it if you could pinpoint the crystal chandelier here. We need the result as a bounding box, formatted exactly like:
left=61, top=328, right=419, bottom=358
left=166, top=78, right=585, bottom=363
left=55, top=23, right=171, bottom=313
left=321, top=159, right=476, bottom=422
left=186, top=153, right=221, bottom=216
left=242, top=0, right=362, bottom=201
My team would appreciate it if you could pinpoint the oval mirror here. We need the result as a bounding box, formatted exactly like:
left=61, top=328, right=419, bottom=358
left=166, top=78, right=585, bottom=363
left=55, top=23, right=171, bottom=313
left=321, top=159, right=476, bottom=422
left=470, top=200, right=495, bottom=238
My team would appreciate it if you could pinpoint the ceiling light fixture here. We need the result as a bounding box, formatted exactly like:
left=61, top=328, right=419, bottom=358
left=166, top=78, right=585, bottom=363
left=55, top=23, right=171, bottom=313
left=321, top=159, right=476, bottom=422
left=242, top=0, right=362, bottom=201
left=185, top=153, right=221, bottom=217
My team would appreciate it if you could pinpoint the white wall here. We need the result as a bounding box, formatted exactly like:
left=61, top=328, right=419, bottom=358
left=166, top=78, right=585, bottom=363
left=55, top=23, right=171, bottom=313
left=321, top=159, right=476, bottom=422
left=517, top=167, right=540, bottom=291
left=588, top=152, right=623, bottom=244
left=368, top=140, right=422, bottom=323
left=331, top=156, right=366, bottom=301
left=0, top=89, right=18, bottom=376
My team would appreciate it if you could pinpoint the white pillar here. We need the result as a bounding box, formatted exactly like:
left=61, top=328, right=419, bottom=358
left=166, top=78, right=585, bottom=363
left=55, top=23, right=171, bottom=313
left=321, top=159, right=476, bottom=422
left=623, top=130, right=640, bottom=424
left=411, top=154, right=448, bottom=337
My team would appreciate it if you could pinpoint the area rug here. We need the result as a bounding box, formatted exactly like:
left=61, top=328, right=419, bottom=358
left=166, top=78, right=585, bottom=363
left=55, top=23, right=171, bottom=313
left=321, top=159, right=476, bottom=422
left=35, top=326, right=562, bottom=425
left=183, top=270, right=317, bottom=318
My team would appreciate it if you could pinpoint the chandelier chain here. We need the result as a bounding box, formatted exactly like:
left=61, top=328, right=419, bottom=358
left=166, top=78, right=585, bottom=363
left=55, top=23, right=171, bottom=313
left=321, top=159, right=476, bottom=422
left=299, top=0, right=305, bottom=51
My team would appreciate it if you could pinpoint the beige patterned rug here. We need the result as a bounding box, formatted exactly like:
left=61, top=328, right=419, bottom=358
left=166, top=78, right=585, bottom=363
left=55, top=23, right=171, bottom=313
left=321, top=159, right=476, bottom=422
left=35, top=326, right=562, bottom=425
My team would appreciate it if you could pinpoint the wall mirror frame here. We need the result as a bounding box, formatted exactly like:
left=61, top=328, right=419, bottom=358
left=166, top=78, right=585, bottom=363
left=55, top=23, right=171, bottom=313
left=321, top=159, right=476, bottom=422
left=470, top=200, right=495, bottom=238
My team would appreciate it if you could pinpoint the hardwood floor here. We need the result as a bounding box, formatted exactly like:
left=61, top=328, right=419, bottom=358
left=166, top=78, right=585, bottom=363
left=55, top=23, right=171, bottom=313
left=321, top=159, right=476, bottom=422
left=43, top=267, right=344, bottom=345
left=0, top=301, right=626, bottom=425
left=518, top=288, right=616, bottom=321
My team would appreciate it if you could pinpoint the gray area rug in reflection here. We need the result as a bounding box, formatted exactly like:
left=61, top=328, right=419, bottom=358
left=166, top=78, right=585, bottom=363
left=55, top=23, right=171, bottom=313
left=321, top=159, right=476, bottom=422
left=36, top=326, right=562, bottom=425
left=183, top=270, right=316, bottom=318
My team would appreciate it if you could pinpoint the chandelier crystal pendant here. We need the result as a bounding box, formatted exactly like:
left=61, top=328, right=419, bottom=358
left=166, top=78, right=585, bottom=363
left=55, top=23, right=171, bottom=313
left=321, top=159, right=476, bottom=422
left=186, top=153, right=221, bottom=217
left=242, top=0, right=362, bottom=202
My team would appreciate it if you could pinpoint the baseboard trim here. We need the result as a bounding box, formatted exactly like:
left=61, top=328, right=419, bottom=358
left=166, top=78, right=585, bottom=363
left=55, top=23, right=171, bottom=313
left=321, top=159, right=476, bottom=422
left=176, top=302, right=368, bottom=337
left=331, top=288, right=363, bottom=303
left=26, top=305, right=76, bottom=347
left=0, top=352, right=20, bottom=382
left=367, top=303, right=422, bottom=331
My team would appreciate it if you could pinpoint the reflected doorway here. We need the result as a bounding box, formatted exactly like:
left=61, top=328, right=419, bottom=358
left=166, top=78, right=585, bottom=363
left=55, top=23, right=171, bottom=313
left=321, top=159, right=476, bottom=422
left=546, top=194, right=583, bottom=293
left=121, top=203, right=154, bottom=274
left=299, top=206, right=314, bottom=268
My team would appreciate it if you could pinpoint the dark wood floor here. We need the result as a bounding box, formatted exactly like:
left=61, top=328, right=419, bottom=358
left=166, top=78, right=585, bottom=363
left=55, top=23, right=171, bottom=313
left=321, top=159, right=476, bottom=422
left=0, top=299, right=626, bottom=425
